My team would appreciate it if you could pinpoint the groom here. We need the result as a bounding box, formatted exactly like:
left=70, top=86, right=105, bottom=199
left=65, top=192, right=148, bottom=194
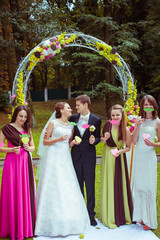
left=70, top=95, right=101, bottom=226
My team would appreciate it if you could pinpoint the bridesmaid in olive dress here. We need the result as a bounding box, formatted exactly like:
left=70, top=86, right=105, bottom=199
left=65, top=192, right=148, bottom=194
left=100, top=104, right=133, bottom=229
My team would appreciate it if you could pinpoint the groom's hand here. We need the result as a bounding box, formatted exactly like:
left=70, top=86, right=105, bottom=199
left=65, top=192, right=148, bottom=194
left=89, top=135, right=95, bottom=145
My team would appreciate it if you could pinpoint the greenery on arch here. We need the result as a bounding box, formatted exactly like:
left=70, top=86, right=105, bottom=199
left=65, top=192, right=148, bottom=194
left=10, top=31, right=139, bottom=133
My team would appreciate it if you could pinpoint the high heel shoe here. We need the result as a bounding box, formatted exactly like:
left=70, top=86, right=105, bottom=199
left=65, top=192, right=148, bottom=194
left=143, top=225, right=150, bottom=231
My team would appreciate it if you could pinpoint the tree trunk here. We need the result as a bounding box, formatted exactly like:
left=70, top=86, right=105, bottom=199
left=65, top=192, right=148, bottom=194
left=0, top=0, right=17, bottom=91
left=44, top=63, right=48, bottom=88
left=28, top=96, right=37, bottom=128
left=9, top=0, right=25, bottom=63
left=104, top=0, right=112, bottom=84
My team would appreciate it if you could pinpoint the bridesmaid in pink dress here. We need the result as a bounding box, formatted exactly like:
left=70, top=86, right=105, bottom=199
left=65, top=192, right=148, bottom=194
left=0, top=105, right=36, bottom=240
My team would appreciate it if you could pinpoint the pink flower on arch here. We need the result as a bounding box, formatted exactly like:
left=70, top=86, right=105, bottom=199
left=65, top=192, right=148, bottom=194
left=131, top=118, right=136, bottom=123
left=11, top=94, right=16, bottom=99
left=130, top=125, right=135, bottom=133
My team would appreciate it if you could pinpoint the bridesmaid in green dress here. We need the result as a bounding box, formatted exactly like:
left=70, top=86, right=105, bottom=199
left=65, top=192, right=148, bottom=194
left=99, top=104, right=133, bottom=229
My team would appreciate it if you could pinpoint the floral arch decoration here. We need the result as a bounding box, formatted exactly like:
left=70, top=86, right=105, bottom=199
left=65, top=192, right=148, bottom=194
left=11, top=31, right=139, bottom=132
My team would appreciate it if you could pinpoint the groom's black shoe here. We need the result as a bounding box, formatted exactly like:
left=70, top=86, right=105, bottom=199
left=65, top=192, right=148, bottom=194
left=90, top=217, right=97, bottom=226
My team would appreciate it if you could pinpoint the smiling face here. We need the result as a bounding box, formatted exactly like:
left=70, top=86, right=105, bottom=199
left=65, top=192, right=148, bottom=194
left=110, top=109, right=122, bottom=124
left=140, top=95, right=158, bottom=119
left=61, top=103, right=72, bottom=118
left=15, top=110, right=28, bottom=126
left=143, top=99, right=154, bottom=110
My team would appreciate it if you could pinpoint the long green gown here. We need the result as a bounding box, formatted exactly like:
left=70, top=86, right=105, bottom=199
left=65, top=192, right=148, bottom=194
left=99, top=127, right=133, bottom=229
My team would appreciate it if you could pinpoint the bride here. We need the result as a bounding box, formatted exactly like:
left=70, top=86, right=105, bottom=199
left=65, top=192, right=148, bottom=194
left=35, top=102, right=90, bottom=237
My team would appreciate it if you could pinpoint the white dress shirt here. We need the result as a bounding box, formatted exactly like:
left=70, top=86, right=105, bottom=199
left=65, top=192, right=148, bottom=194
left=77, top=112, right=90, bottom=136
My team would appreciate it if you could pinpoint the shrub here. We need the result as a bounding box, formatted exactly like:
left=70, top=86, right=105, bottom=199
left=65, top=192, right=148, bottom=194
left=0, top=91, right=11, bottom=111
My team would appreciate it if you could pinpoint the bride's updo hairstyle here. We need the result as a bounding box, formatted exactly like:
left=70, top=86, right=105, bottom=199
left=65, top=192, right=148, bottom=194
left=55, top=102, right=67, bottom=118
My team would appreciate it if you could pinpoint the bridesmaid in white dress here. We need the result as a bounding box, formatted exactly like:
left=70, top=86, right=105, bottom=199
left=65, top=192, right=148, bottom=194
left=132, top=95, right=160, bottom=230
left=35, top=102, right=90, bottom=237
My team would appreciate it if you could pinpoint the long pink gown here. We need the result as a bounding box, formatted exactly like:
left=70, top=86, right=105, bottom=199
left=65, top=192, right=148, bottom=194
left=0, top=129, right=36, bottom=240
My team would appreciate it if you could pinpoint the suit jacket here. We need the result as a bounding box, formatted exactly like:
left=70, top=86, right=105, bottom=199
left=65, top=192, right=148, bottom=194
left=70, top=113, right=101, bottom=163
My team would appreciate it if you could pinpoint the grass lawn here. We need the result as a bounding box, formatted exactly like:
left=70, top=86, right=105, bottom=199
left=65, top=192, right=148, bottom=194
left=0, top=100, right=160, bottom=239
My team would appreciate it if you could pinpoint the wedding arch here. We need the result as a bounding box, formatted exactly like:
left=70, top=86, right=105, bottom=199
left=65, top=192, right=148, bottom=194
left=10, top=31, right=138, bottom=182
left=11, top=31, right=135, bottom=103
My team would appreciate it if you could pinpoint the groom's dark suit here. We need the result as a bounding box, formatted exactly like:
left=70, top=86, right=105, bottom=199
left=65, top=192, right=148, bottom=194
left=70, top=113, right=101, bottom=220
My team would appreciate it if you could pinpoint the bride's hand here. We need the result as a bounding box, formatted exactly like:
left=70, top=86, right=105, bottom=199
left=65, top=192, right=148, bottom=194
left=59, top=135, right=68, bottom=141
left=44, top=132, right=47, bottom=139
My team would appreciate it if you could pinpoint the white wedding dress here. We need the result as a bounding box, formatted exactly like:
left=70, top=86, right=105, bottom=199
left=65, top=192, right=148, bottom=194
left=132, top=118, right=158, bottom=229
left=35, top=119, right=90, bottom=237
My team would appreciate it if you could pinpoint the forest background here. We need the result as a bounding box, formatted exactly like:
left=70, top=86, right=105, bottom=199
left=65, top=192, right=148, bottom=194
left=0, top=0, right=160, bottom=115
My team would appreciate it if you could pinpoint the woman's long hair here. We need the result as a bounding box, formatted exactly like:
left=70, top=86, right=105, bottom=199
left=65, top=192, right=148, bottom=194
left=140, top=95, right=158, bottom=119
left=11, top=105, right=31, bottom=133
left=110, top=104, right=127, bottom=142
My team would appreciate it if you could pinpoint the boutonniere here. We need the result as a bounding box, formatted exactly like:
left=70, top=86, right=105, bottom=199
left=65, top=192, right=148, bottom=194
left=89, top=125, right=96, bottom=133
left=19, top=134, right=30, bottom=144
left=81, top=124, right=96, bottom=134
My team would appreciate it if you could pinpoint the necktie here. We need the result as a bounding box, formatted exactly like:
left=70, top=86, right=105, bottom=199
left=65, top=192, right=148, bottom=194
left=80, top=115, right=88, bottom=121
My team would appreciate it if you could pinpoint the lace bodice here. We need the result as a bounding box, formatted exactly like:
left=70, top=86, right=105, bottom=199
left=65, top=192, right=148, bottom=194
left=50, top=119, right=73, bottom=144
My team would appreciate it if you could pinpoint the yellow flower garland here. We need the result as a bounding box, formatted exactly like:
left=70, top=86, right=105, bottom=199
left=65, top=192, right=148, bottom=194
left=94, top=42, right=123, bottom=67
left=9, top=33, right=79, bottom=121
left=125, top=78, right=140, bottom=133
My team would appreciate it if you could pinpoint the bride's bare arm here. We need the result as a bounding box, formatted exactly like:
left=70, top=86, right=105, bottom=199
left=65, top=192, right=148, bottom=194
left=43, top=121, right=68, bottom=146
